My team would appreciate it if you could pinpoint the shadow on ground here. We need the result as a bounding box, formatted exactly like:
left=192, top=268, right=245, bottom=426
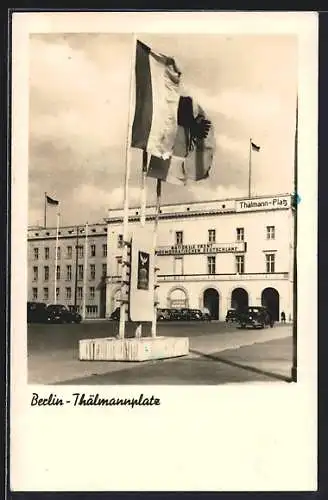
left=55, top=337, right=292, bottom=385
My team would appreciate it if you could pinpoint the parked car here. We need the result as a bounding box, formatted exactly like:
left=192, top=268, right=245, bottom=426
left=183, top=309, right=207, bottom=321
left=157, top=308, right=171, bottom=321
left=46, top=304, right=82, bottom=324
left=176, top=308, right=191, bottom=320
left=110, top=307, right=120, bottom=320
left=238, top=306, right=274, bottom=329
left=225, top=309, right=240, bottom=323
left=27, top=302, right=49, bottom=323
left=167, top=308, right=183, bottom=321
left=188, top=309, right=204, bottom=320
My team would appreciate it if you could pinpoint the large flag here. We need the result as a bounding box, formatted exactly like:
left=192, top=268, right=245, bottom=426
left=46, top=194, right=59, bottom=206
left=147, top=96, right=215, bottom=184
left=131, top=40, right=182, bottom=160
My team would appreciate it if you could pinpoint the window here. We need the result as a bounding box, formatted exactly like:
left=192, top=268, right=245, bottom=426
left=102, top=244, right=107, bottom=257
left=56, top=265, right=60, bottom=280
left=78, top=246, right=84, bottom=258
left=208, top=229, right=216, bottom=243
left=33, top=266, right=38, bottom=282
left=66, top=265, right=72, bottom=281
left=116, top=257, right=122, bottom=275
left=102, top=263, right=107, bottom=277
left=236, top=228, right=244, bottom=241
left=266, top=225, right=275, bottom=240
left=207, top=256, right=216, bottom=274
left=86, top=305, right=98, bottom=315
left=67, top=246, right=72, bottom=259
left=90, top=264, right=96, bottom=280
left=44, top=266, right=49, bottom=281
left=90, top=244, right=96, bottom=257
left=66, top=287, right=72, bottom=300
left=34, top=248, right=39, bottom=260
left=43, top=287, right=49, bottom=300
left=56, top=247, right=61, bottom=259
left=118, top=234, right=123, bottom=248
left=89, top=287, right=95, bottom=299
left=56, top=287, right=60, bottom=298
left=236, top=255, right=245, bottom=274
left=175, top=231, right=183, bottom=245
left=45, top=247, right=50, bottom=260
left=78, top=264, right=84, bottom=281
left=32, top=288, right=38, bottom=300
left=77, top=287, right=83, bottom=300
left=174, top=257, right=183, bottom=275
left=266, top=253, right=275, bottom=273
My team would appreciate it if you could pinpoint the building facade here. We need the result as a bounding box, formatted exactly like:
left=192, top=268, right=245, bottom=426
left=105, top=193, right=295, bottom=322
left=27, top=223, right=108, bottom=318
left=27, top=193, right=295, bottom=321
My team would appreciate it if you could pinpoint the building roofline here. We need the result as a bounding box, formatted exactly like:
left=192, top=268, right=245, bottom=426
left=112, top=192, right=292, bottom=211
left=28, top=192, right=292, bottom=232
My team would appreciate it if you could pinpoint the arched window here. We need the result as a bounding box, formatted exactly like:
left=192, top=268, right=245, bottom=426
left=169, top=288, right=188, bottom=309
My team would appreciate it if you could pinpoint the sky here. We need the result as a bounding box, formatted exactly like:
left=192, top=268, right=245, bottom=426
left=28, top=33, right=298, bottom=227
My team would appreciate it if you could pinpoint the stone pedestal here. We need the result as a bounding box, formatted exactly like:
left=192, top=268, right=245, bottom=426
left=79, top=336, right=189, bottom=362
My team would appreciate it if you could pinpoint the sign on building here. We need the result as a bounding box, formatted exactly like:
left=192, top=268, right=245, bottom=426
left=129, top=227, right=155, bottom=322
left=156, top=241, right=246, bottom=256
left=235, top=196, right=291, bottom=212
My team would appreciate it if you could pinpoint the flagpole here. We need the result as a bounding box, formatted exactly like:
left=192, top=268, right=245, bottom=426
left=140, top=150, right=148, bottom=225
left=53, top=209, right=60, bottom=304
left=248, top=138, right=252, bottom=198
left=44, top=192, right=47, bottom=228
left=134, top=150, right=148, bottom=339
left=118, top=33, right=137, bottom=340
left=151, top=179, right=162, bottom=337
left=74, top=225, right=79, bottom=311
left=82, top=222, right=88, bottom=321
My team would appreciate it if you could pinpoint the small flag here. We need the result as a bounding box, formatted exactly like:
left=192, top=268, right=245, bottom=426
left=131, top=40, right=182, bottom=160
left=147, top=95, right=215, bottom=184
left=251, top=141, right=260, bottom=152
left=46, top=195, right=59, bottom=206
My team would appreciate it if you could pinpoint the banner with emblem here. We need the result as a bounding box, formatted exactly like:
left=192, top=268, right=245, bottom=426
left=129, top=227, right=155, bottom=322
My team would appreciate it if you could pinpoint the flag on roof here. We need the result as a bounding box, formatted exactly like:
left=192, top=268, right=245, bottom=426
left=46, top=195, right=59, bottom=205
left=131, top=40, right=182, bottom=160
left=251, top=141, right=260, bottom=152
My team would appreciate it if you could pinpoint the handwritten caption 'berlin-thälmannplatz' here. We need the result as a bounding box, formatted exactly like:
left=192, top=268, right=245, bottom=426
left=30, top=392, right=161, bottom=408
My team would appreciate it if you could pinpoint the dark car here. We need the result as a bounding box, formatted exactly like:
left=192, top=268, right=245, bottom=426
left=225, top=309, right=239, bottom=323
left=188, top=309, right=204, bottom=320
left=167, top=308, right=184, bottom=321
left=157, top=308, right=171, bottom=321
left=110, top=307, right=120, bottom=320
left=238, top=306, right=274, bottom=329
left=184, top=308, right=207, bottom=321
left=27, top=302, right=49, bottom=323
left=46, top=304, right=82, bottom=324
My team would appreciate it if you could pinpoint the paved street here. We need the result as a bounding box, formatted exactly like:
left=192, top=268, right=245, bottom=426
left=28, top=320, right=293, bottom=385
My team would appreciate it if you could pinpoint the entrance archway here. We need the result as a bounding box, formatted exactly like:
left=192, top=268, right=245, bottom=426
left=231, top=288, right=249, bottom=312
left=261, top=287, right=280, bottom=321
left=203, top=288, right=220, bottom=320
